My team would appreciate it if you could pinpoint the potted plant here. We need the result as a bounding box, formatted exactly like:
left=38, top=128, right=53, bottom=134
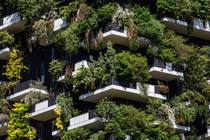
left=157, top=81, right=169, bottom=94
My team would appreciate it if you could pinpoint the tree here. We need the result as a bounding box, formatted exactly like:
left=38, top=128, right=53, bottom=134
left=7, top=103, right=36, bottom=140
left=4, top=48, right=28, bottom=83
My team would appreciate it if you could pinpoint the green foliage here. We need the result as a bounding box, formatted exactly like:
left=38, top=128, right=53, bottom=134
left=112, top=6, right=135, bottom=26
left=96, top=98, right=118, bottom=122
left=0, top=99, right=11, bottom=117
left=157, top=0, right=193, bottom=19
left=169, top=135, right=180, bottom=140
left=56, top=22, right=80, bottom=54
left=73, top=41, right=117, bottom=92
left=56, top=93, right=76, bottom=125
left=49, top=60, right=65, bottom=79
left=90, top=131, right=106, bottom=140
left=7, top=103, right=36, bottom=140
left=0, top=31, right=15, bottom=47
left=73, top=41, right=150, bottom=92
left=59, top=0, right=83, bottom=19
left=21, top=91, right=48, bottom=105
left=96, top=99, right=175, bottom=139
left=4, top=48, right=28, bottom=82
left=159, top=48, right=176, bottom=62
left=184, top=48, right=209, bottom=93
left=6, top=0, right=62, bottom=20
left=137, top=19, right=164, bottom=43
left=116, top=51, right=150, bottom=83
left=192, top=0, right=210, bottom=19
left=61, top=127, right=90, bottom=140
left=32, top=18, right=54, bottom=45
left=97, top=3, right=118, bottom=24
left=132, top=6, right=153, bottom=23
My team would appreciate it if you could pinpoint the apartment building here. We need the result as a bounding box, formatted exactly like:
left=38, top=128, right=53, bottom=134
left=0, top=0, right=210, bottom=140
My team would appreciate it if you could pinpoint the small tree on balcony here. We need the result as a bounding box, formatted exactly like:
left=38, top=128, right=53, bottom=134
left=3, top=47, right=28, bottom=88
left=49, top=59, right=65, bottom=80
left=7, top=103, right=36, bottom=140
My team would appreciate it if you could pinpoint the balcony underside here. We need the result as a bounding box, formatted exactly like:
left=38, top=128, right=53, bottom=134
left=29, top=104, right=57, bottom=121
left=0, top=20, right=25, bottom=34
left=6, top=88, right=48, bottom=102
left=0, top=47, right=10, bottom=60
left=149, top=67, right=183, bottom=81
left=173, top=124, right=190, bottom=134
left=0, top=123, right=8, bottom=136
left=162, top=17, right=210, bottom=41
left=79, top=85, right=166, bottom=103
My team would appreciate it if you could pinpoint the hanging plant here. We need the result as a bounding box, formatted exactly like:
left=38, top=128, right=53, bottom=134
left=127, top=23, right=139, bottom=51
left=32, top=11, right=56, bottom=46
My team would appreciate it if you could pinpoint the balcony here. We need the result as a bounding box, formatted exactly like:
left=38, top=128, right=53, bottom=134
left=68, top=110, right=102, bottom=131
left=83, top=23, right=151, bottom=50
left=52, top=110, right=102, bottom=137
left=0, top=12, right=25, bottom=34
left=0, top=122, right=8, bottom=136
left=149, top=59, right=183, bottom=81
left=58, top=60, right=89, bottom=83
left=6, top=80, right=48, bottom=102
left=36, top=18, right=67, bottom=46
left=29, top=97, right=57, bottom=121
left=0, top=46, right=10, bottom=60
left=162, top=17, right=210, bottom=41
left=79, top=77, right=167, bottom=103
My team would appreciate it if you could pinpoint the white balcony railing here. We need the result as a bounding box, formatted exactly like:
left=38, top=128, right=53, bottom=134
left=29, top=98, right=57, bottom=121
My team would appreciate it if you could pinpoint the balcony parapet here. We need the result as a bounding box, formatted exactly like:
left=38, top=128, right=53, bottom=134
left=162, top=17, right=210, bottom=41
left=52, top=110, right=102, bottom=137
left=6, top=80, right=48, bottom=102
left=29, top=97, right=57, bottom=121
left=149, top=59, right=183, bottom=81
